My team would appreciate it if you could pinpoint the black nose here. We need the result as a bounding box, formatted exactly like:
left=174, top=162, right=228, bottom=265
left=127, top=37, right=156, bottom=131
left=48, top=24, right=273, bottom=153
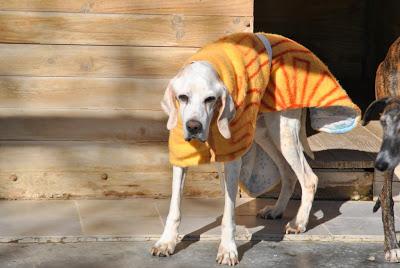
left=186, top=120, right=202, bottom=134
left=375, top=160, right=389, bottom=171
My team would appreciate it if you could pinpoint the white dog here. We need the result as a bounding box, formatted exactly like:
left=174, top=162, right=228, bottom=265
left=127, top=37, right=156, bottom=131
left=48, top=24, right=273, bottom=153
left=151, top=32, right=359, bottom=265
left=151, top=61, right=317, bottom=265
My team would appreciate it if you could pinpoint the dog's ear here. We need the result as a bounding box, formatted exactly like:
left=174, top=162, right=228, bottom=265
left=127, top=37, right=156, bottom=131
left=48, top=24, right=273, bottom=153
left=161, top=79, right=178, bottom=130
left=217, top=85, right=236, bottom=139
left=362, top=97, right=391, bottom=126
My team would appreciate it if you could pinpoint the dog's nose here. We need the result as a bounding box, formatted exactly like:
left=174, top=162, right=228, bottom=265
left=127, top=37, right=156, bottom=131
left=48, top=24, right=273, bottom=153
left=186, top=120, right=202, bottom=134
left=375, top=160, right=389, bottom=171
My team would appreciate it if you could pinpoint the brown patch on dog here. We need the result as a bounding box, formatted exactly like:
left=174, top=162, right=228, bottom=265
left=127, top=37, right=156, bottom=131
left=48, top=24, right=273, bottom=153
left=376, top=37, right=400, bottom=99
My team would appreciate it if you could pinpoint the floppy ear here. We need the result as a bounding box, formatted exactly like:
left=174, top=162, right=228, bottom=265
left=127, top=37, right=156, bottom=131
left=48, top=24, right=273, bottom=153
left=362, top=97, right=391, bottom=126
left=217, top=86, right=236, bottom=139
left=161, top=79, right=178, bottom=130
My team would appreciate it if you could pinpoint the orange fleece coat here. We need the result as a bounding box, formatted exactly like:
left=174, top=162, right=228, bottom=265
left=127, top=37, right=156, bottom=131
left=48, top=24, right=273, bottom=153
left=169, top=33, right=360, bottom=167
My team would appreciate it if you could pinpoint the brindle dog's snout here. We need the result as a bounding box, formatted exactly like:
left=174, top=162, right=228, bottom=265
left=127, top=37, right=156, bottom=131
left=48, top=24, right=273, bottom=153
left=375, top=157, right=389, bottom=171
left=186, top=119, right=203, bottom=135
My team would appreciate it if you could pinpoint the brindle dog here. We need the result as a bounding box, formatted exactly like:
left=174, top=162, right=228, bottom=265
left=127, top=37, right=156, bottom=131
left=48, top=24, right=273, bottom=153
left=363, top=37, right=400, bottom=262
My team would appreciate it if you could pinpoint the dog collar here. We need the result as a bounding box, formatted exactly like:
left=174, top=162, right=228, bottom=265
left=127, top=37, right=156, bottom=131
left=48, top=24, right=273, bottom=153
left=255, top=33, right=272, bottom=70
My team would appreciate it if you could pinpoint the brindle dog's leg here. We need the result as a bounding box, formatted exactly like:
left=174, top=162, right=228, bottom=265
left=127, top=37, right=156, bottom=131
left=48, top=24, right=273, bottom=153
left=381, top=169, right=400, bottom=262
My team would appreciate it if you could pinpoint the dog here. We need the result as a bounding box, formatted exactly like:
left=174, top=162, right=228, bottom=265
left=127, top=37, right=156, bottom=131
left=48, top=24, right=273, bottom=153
left=363, top=37, right=400, bottom=262
left=151, top=32, right=360, bottom=265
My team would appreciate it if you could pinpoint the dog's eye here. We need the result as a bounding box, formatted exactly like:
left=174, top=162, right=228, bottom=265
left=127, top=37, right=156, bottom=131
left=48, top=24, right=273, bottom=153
left=178, top=95, right=189, bottom=102
left=204, top=96, right=216, bottom=103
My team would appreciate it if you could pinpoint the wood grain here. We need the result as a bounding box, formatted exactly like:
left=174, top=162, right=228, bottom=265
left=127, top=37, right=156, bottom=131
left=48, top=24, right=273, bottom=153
left=0, top=11, right=252, bottom=47
left=0, top=139, right=378, bottom=173
left=0, top=0, right=253, bottom=16
left=260, top=170, right=373, bottom=200
left=0, top=110, right=168, bottom=142
left=0, top=76, right=168, bottom=110
left=307, top=124, right=378, bottom=169
left=0, top=134, right=378, bottom=199
left=364, top=121, right=383, bottom=140
left=0, top=171, right=222, bottom=199
left=0, top=44, right=196, bottom=77
left=0, top=141, right=217, bottom=173
left=0, top=168, right=372, bottom=200
left=0, top=140, right=224, bottom=198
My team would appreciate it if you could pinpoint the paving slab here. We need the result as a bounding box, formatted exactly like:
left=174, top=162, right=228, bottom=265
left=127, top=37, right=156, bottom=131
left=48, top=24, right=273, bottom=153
left=0, top=241, right=393, bottom=268
left=0, top=200, right=81, bottom=237
left=0, top=198, right=397, bottom=242
left=156, top=198, right=248, bottom=238
left=75, top=200, right=163, bottom=236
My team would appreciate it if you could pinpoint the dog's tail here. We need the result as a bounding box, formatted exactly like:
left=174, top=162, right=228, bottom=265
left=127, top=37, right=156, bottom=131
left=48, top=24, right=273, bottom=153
left=300, top=109, right=314, bottom=159
left=373, top=197, right=381, bottom=212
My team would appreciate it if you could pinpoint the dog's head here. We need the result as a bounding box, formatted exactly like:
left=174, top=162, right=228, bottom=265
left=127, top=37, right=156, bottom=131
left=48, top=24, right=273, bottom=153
left=363, top=97, right=400, bottom=171
left=161, top=61, right=236, bottom=142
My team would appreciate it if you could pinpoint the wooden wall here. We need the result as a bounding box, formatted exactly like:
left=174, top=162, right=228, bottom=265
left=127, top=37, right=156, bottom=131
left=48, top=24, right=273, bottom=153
left=0, top=0, right=253, bottom=199
left=2, top=0, right=398, bottom=200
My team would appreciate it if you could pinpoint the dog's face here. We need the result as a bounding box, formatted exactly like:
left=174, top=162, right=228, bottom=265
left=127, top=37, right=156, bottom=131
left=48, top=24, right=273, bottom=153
left=363, top=97, right=400, bottom=171
left=161, top=61, right=235, bottom=142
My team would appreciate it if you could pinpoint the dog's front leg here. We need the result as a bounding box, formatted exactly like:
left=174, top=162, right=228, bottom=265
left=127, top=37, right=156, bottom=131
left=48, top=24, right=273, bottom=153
left=381, top=169, right=400, bottom=262
left=216, top=158, right=241, bottom=266
left=151, top=166, right=187, bottom=257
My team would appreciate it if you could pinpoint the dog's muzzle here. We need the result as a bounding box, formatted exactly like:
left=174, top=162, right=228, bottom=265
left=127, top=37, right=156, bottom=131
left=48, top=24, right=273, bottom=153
left=185, top=120, right=206, bottom=142
left=375, top=160, right=389, bottom=172
left=186, top=119, right=202, bottom=134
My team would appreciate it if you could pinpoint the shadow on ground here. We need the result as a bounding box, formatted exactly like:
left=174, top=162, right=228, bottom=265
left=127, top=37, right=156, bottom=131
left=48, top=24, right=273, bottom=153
left=173, top=198, right=347, bottom=261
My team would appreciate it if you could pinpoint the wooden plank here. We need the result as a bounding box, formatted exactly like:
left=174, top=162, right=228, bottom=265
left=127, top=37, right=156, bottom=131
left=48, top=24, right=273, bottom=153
left=0, top=141, right=221, bottom=173
left=0, top=0, right=253, bottom=16
left=0, top=139, right=374, bottom=199
left=0, top=11, right=252, bottom=47
left=257, top=170, right=373, bottom=200
left=364, top=121, right=383, bottom=141
left=307, top=134, right=341, bottom=164
left=0, top=110, right=168, bottom=142
left=0, top=140, right=225, bottom=198
left=0, top=77, right=169, bottom=142
left=0, top=77, right=168, bottom=110
left=341, top=124, right=382, bottom=153
left=0, top=107, right=382, bottom=160
left=0, top=44, right=196, bottom=78
left=0, top=140, right=371, bottom=174
left=1, top=169, right=374, bottom=200
left=0, top=141, right=170, bottom=173
left=307, top=126, right=376, bottom=169
left=0, top=171, right=222, bottom=199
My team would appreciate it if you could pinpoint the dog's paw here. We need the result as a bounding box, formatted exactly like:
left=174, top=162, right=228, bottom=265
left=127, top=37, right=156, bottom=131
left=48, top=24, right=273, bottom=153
left=216, top=241, right=239, bottom=266
left=385, top=248, right=400, bottom=262
left=150, top=239, right=177, bottom=257
left=285, top=220, right=306, bottom=234
left=257, top=206, right=283, bottom=220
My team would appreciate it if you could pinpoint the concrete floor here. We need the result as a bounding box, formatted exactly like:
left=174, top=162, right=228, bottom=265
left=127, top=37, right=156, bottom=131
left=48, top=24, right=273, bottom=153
left=0, top=241, right=394, bottom=268
left=0, top=198, right=400, bottom=267
left=1, top=198, right=400, bottom=242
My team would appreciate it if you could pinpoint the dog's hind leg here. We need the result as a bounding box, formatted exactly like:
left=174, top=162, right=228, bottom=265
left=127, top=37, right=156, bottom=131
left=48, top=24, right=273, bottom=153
left=381, top=169, right=400, bottom=262
left=216, top=158, right=241, bottom=266
left=151, top=166, right=187, bottom=257
left=276, top=109, right=318, bottom=234
left=254, top=121, right=297, bottom=220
